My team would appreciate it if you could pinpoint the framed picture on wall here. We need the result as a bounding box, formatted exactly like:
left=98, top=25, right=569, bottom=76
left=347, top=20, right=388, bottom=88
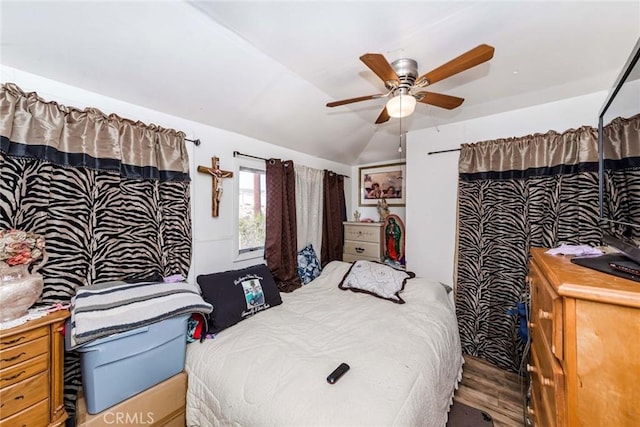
left=359, top=162, right=406, bottom=206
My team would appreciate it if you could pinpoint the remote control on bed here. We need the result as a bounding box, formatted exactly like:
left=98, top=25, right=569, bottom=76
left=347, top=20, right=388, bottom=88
left=327, top=362, right=350, bottom=384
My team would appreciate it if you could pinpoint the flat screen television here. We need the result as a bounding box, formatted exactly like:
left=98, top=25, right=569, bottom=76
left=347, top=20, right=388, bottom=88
left=596, top=36, right=640, bottom=273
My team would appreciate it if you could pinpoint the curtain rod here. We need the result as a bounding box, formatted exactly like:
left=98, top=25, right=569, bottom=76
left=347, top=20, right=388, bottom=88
left=427, top=148, right=461, bottom=155
left=233, top=151, right=350, bottom=178
left=234, top=150, right=267, bottom=161
left=185, top=138, right=201, bottom=146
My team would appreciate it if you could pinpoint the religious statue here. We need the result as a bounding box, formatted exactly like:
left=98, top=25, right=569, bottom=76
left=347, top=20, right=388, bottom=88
left=383, top=214, right=405, bottom=267
left=353, top=210, right=361, bottom=222
left=385, top=217, right=402, bottom=262
left=377, top=198, right=389, bottom=222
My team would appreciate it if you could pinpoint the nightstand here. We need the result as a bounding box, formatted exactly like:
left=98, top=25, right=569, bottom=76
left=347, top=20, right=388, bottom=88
left=342, top=221, right=384, bottom=262
left=0, top=310, right=69, bottom=426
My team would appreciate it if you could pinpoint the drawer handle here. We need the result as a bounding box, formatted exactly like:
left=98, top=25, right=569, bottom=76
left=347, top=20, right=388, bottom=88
left=1, top=352, right=26, bottom=363
left=0, top=335, right=26, bottom=346
left=1, top=370, right=26, bottom=381
left=538, top=309, right=552, bottom=320
left=541, top=377, right=554, bottom=387
left=526, top=364, right=536, bottom=373
left=526, top=276, right=532, bottom=286
left=527, top=407, right=535, bottom=416
left=355, top=247, right=365, bottom=253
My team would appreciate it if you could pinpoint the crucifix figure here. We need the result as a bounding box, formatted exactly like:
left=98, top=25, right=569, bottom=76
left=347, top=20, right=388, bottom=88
left=197, top=156, right=233, bottom=217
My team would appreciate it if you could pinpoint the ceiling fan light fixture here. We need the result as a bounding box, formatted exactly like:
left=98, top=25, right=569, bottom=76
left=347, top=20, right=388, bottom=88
left=386, top=93, right=416, bottom=118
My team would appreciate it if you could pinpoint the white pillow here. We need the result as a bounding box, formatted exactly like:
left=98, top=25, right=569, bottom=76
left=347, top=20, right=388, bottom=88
left=338, top=260, right=415, bottom=304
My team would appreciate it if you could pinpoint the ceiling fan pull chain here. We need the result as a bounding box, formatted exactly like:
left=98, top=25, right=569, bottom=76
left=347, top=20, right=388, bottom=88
left=398, top=97, right=403, bottom=154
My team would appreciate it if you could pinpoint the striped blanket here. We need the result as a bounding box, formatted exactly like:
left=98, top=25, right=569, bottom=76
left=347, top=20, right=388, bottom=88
left=69, top=280, right=213, bottom=349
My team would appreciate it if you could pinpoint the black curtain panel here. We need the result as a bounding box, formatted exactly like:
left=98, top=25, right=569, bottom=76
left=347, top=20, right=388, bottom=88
left=265, top=159, right=301, bottom=292
left=321, top=170, right=346, bottom=266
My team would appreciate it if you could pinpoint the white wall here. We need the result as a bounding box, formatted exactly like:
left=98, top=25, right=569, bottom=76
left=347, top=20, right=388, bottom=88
left=0, top=65, right=351, bottom=282
left=405, top=90, right=608, bottom=286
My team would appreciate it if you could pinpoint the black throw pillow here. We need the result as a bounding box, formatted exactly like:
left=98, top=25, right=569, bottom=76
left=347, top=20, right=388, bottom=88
left=196, top=264, right=282, bottom=334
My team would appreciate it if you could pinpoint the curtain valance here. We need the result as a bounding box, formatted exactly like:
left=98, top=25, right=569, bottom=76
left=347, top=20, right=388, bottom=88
left=601, top=114, right=640, bottom=169
left=458, top=125, right=599, bottom=182
left=0, top=83, right=189, bottom=182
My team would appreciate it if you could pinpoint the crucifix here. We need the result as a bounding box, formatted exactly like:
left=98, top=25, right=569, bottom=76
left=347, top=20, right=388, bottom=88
left=197, top=156, right=233, bottom=217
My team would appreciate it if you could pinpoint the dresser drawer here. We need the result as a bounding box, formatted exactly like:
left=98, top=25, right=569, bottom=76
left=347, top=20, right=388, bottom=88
left=529, top=262, right=564, bottom=360
left=0, top=335, right=49, bottom=370
left=0, top=370, right=49, bottom=419
left=342, top=253, right=380, bottom=263
left=0, top=352, right=48, bottom=388
left=0, top=326, right=47, bottom=352
left=344, top=224, right=382, bottom=243
left=529, top=326, right=566, bottom=427
left=0, top=397, right=49, bottom=427
left=343, top=240, right=381, bottom=259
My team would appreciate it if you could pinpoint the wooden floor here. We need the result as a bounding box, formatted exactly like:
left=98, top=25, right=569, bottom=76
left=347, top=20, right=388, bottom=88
left=453, top=355, right=528, bottom=427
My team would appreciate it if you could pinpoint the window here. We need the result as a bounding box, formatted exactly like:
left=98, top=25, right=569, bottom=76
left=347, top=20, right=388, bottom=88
left=235, top=158, right=266, bottom=260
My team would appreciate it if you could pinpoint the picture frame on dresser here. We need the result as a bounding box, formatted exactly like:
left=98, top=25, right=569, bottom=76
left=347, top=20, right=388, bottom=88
left=359, top=162, right=406, bottom=206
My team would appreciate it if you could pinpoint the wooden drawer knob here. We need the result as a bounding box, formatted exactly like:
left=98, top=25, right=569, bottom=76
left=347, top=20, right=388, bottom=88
left=541, top=377, right=554, bottom=387
left=528, top=321, right=535, bottom=329
left=527, top=407, right=535, bottom=415
left=538, top=309, right=552, bottom=320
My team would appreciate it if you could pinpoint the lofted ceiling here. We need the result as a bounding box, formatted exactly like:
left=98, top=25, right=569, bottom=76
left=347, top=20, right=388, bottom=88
left=1, top=1, right=639, bottom=165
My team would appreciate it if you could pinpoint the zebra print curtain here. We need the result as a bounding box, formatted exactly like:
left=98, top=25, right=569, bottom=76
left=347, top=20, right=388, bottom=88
left=0, top=83, right=192, bottom=416
left=456, top=125, right=602, bottom=372
left=601, top=114, right=640, bottom=240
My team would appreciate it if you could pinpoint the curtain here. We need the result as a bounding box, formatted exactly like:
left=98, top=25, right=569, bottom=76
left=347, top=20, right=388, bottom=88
left=456, top=125, right=602, bottom=372
left=601, top=114, right=640, bottom=239
left=294, top=164, right=324, bottom=254
left=265, top=159, right=301, bottom=292
left=0, top=83, right=192, bottom=414
left=321, top=170, right=346, bottom=266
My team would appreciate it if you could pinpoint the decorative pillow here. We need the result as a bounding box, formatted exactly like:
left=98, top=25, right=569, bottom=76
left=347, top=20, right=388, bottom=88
left=196, top=264, right=282, bottom=333
left=338, top=260, right=415, bottom=304
left=297, top=244, right=322, bottom=284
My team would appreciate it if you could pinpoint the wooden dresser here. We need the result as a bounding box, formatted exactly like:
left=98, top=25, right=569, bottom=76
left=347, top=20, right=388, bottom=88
left=0, top=311, right=69, bottom=427
left=528, top=248, right=640, bottom=426
left=342, top=221, right=384, bottom=263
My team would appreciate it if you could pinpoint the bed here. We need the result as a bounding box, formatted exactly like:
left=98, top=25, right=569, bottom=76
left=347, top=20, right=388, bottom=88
left=185, top=260, right=463, bottom=427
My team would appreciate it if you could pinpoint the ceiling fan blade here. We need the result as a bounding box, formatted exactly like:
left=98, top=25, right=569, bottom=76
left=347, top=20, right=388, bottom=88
left=360, top=53, right=400, bottom=85
left=415, top=44, right=495, bottom=87
left=326, top=94, right=383, bottom=107
left=415, top=92, right=464, bottom=110
left=375, top=107, right=390, bottom=124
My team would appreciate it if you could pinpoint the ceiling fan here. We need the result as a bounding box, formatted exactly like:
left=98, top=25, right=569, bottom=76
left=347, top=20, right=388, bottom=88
left=326, top=44, right=495, bottom=124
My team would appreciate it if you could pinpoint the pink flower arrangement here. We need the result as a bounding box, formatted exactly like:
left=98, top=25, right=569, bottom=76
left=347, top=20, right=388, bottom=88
left=0, top=229, right=45, bottom=266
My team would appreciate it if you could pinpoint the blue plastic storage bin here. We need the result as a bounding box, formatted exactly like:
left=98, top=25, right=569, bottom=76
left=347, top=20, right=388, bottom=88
left=75, top=314, right=189, bottom=414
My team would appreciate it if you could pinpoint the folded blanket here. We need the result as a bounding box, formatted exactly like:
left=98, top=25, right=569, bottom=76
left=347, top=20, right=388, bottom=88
left=69, top=280, right=213, bottom=349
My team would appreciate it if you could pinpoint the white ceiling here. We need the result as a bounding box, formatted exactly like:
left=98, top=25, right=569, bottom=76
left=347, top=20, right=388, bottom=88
left=1, top=1, right=639, bottom=165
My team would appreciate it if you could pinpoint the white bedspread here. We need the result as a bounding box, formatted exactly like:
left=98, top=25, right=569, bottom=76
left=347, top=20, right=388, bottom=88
left=186, top=261, right=463, bottom=427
